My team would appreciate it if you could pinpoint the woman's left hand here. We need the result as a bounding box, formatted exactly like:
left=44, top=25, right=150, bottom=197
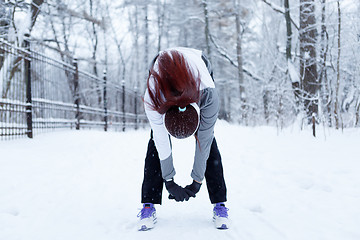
left=184, top=180, right=202, bottom=197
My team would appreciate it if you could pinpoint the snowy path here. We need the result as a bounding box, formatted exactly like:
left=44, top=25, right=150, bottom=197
left=1, top=121, right=360, bottom=240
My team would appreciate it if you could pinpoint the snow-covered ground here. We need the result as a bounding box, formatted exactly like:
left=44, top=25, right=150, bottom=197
left=1, top=121, right=360, bottom=240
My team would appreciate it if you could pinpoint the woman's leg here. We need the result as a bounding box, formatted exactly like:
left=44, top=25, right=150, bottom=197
left=141, top=132, right=164, bottom=204
left=204, top=138, right=227, bottom=204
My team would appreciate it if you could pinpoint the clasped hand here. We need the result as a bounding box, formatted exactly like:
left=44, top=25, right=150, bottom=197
left=165, top=179, right=202, bottom=202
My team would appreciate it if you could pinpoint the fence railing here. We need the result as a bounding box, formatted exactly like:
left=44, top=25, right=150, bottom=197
left=0, top=36, right=147, bottom=140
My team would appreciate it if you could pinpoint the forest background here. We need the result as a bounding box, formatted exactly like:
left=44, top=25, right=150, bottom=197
left=1, top=0, right=359, bottom=131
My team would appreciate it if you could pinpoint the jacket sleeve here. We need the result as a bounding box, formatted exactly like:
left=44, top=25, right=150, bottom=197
left=191, top=87, right=219, bottom=182
left=144, top=89, right=176, bottom=181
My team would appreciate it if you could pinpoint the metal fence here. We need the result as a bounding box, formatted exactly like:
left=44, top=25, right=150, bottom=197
left=0, top=37, right=147, bottom=140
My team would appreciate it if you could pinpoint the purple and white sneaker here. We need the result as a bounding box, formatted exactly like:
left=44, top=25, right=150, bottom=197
left=213, top=202, right=229, bottom=229
left=137, top=203, right=157, bottom=231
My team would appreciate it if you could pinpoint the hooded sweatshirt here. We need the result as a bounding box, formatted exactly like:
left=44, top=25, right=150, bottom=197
left=143, top=47, right=219, bottom=183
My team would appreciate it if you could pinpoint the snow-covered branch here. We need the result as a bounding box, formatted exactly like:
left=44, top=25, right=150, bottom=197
left=209, top=34, right=264, bottom=83
left=46, top=1, right=105, bottom=29
left=261, top=0, right=299, bottom=30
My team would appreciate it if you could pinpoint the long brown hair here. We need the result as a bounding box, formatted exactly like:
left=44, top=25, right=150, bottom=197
left=146, top=50, right=201, bottom=114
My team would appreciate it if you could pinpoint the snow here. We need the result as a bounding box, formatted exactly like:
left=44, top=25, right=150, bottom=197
left=287, top=59, right=300, bottom=83
left=0, top=98, right=27, bottom=107
left=1, top=121, right=360, bottom=240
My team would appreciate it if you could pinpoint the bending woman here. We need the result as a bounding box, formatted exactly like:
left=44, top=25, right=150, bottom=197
left=138, top=47, right=228, bottom=231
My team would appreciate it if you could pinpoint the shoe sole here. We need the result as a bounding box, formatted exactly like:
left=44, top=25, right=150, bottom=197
left=213, top=216, right=229, bottom=230
left=217, top=224, right=228, bottom=230
left=139, top=225, right=152, bottom=231
left=138, top=217, right=157, bottom=231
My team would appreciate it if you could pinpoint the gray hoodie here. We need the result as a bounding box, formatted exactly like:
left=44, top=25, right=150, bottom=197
left=143, top=47, right=219, bottom=183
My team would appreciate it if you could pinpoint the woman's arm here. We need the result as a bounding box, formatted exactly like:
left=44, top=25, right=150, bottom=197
left=144, top=90, right=175, bottom=180
left=191, top=88, right=219, bottom=182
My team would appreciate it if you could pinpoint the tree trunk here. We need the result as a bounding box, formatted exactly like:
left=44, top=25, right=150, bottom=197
left=284, top=0, right=292, bottom=61
left=107, top=3, right=126, bottom=82
left=284, top=0, right=300, bottom=108
left=203, top=0, right=211, bottom=61
left=0, top=0, right=10, bottom=69
left=134, top=6, right=140, bottom=90
left=356, top=98, right=360, bottom=127
left=234, top=0, right=245, bottom=119
left=299, top=0, right=318, bottom=123
left=89, top=0, right=102, bottom=106
left=319, top=0, right=331, bottom=126
left=144, top=3, right=149, bottom=83
left=29, top=0, right=44, bottom=32
left=334, top=0, right=341, bottom=129
left=156, top=0, right=164, bottom=52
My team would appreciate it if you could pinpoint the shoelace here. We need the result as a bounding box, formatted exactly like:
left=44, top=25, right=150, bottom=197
left=137, top=206, right=154, bottom=219
left=214, top=205, right=229, bottom=218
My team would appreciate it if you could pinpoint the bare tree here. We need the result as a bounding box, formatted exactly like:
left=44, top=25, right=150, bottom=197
left=203, top=0, right=211, bottom=61
left=0, top=0, right=11, bottom=38
left=144, top=2, right=149, bottom=82
left=334, top=0, right=341, bottom=129
left=284, top=0, right=292, bottom=62
left=0, top=0, right=10, bottom=70
left=1, top=0, right=44, bottom=99
left=88, top=0, right=102, bottom=105
left=156, top=0, right=166, bottom=52
left=130, top=5, right=140, bottom=90
left=284, top=0, right=300, bottom=107
left=233, top=0, right=246, bottom=121
left=30, top=0, right=44, bottom=32
left=106, top=3, right=126, bottom=82
left=299, top=0, right=318, bottom=124
left=319, top=0, right=331, bottom=126
left=3, top=0, right=360, bottom=129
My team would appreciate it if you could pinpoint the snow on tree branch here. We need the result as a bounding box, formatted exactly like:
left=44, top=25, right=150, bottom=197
left=46, top=2, right=105, bottom=29
left=261, top=0, right=299, bottom=30
left=209, top=34, right=264, bottom=83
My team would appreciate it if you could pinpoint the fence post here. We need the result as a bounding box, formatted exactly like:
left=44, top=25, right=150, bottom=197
left=122, top=80, right=126, bottom=131
left=134, top=86, right=138, bottom=130
left=73, top=59, right=80, bottom=130
left=24, top=33, right=33, bottom=138
left=103, top=70, right=108, bottom=132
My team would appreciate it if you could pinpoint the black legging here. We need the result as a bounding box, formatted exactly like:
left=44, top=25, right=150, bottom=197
left=141, top=132, right=227, bottom=204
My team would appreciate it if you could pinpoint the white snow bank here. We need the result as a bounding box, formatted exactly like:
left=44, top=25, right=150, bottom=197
left=0, top=121, right=360, bottom=240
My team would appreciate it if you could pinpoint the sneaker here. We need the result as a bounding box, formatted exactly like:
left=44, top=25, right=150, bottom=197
left=213, top=202, right=229, bottom=229
left=137, top=203, right=157, bottom=231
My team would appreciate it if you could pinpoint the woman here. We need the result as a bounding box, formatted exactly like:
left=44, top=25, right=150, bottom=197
left=138, top=47, right=228, bottom=231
